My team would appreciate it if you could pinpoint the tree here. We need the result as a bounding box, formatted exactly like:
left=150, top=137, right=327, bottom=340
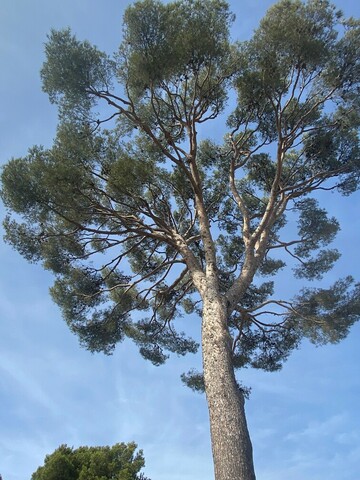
left=31, top=442, right=149, bottom=480
left=1, top=0, right=360, bottom=478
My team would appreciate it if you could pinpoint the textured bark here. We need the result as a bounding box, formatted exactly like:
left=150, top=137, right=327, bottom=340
left=202, top=293, right=256, bottom=480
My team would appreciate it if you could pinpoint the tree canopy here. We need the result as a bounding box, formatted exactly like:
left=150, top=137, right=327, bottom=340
left=1, top=0, right=360, bottom=379
left=31, top=442, right=149, bottom=480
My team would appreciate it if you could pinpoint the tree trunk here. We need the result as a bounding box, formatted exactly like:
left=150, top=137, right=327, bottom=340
left=202, top=294, right=256, bottom=480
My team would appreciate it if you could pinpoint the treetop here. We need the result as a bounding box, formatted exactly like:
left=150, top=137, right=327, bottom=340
left=1, top=0, right=360, bottom=379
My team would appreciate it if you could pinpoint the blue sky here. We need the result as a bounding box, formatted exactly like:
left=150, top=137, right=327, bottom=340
left=1, top=1, right=360, bottom=479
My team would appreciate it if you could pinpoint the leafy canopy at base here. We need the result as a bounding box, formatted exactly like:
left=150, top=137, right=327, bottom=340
left=31, top=442, right=149, bottom=480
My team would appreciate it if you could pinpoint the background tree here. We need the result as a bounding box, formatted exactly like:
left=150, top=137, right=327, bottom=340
left=1, top=0, right=360, bottom=479
left=31, top=442, right=149, bottom=480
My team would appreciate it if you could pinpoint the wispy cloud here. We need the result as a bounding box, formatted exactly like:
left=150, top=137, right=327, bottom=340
left=285, top=413, right=348, bottom=441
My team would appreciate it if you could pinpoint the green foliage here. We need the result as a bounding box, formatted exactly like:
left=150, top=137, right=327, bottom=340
left=121, top=0, right=235, bottom=97
left=41, top=29, right=114, bottom=117
left=1, top=0, right=360, bottom=381
left=31, top=443, right=149, bottom=480
left=289, top=276, right=360, bottom=344
left=181, top=369, right=252, bottom=399
left=291, top=198, right=341, bottom=280
left=181, top=368, right=206, bottom=392
left=235, top=0, right=340, bottom=108
left=232, top=323, right=300, bottom=372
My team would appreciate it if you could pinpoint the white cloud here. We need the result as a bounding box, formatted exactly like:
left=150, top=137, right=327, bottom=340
left=0, top=352, right=59, bottom=414
left=285, top=413, right=348, bottom=441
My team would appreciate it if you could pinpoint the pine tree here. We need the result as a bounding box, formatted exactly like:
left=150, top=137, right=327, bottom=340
left=2, top=1, right=360, bottom=478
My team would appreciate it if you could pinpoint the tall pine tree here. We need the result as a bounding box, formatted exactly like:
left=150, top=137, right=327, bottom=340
left=2, top=1, right=360, bottom=478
